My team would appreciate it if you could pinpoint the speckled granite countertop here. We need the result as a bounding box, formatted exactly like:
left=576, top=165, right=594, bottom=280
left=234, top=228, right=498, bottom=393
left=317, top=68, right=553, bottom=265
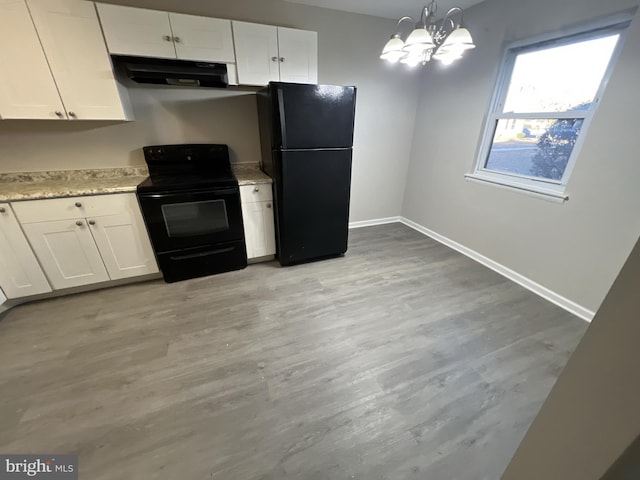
left=233, top=164, right=272, bottom=185
left=0, top=164, right=272, bottom=202
left=0, top=167, right=149, bottom=202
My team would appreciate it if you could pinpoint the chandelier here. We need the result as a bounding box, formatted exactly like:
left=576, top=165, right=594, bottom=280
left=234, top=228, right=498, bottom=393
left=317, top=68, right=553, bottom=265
left=380, top=0, right=475, bottom=67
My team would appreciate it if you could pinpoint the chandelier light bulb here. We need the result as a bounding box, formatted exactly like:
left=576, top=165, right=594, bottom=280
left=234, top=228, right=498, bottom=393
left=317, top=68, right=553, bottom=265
left=403, top=27, right=435, bottom=52
left=441, top=27, right=476, bottom=52
left=435, top=51, right=463, bottom=66
left=400, top=54, right=422, bottom=67
left=380, top=34, right=407, bottom=62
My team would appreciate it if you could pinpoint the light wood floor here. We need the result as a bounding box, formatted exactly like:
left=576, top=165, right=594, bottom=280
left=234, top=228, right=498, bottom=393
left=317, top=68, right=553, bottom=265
left=0, top=224, right=587, bottom=479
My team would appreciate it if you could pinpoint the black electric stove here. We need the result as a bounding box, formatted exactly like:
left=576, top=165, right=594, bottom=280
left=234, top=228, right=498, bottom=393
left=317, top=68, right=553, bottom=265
left=136, top=144, right=247, bottom=283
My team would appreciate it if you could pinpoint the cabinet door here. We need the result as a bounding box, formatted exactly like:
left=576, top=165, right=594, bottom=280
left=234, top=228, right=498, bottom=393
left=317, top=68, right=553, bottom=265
left=88, top=211, right=159, bottom=280
left=96, top=3, right=176, bottom=59
left=170, top=13, right=235, bottom=63
left=241, top=201, right=276, bottom=259
left=0, top=0, right=65, bottom=120
left=0, top=204, right=51, bottom=298
left=27, top=0, right=130, bottom=120
left=21, top=219, right=109, bottom=290
left=232, top=21, right=279, bottom=86
left=277, top=27, right=318, bottom=84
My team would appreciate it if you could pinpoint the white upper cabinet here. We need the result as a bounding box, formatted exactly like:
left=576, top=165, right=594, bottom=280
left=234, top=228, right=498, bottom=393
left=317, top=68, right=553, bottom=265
left=96, top=4, right=235, bottom=63
left=0, top=0, right=66, bottom=120
left=232, top=21, right=280, bottom=86
left=232, top=21, right=318, bottom=86
left=96, top=4, right=176, bottom=59
left=26, top=0, right=131, bottom=121
left=170, top=13, right=235, bottom=63
left=277, top=27, right=318, bottom=84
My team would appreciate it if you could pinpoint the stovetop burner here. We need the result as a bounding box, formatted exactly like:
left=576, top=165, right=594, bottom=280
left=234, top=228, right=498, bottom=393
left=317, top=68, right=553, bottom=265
left=137, top=143, right=237, bottom=193
left=137, top=173, right=238, bottom=193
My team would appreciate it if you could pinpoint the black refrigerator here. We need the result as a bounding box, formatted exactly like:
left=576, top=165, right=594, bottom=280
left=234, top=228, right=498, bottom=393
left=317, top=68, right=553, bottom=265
left=256, top=82, right=357, bottom=266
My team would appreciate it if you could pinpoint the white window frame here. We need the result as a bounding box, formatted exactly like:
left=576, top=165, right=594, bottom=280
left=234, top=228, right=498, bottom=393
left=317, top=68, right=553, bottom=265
left=466, top=14, right=632, bottom=202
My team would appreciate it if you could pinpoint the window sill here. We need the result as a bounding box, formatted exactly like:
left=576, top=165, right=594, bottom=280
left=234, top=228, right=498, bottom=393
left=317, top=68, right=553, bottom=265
left=464, top=173, right=569, bottom=203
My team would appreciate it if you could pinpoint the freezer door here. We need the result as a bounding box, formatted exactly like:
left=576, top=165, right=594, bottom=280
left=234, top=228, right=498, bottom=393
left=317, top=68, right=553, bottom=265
left=272, top=82, right=356, bottom=149
left=275, top=149, right=352, bottom=265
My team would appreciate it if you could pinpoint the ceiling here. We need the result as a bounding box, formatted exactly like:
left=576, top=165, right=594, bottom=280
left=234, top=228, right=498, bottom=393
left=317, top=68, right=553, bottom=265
left=282, top=0, right=485, bottom=20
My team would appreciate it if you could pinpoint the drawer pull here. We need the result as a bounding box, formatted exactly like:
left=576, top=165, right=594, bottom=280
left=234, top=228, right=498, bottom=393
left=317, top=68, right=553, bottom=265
left=88, top=220, right=96, bottom=226
left=254, top=187, right=260, bottom=192
left=76, top=220, right=83, bottom=226
left=75, top=202, right=82, bottom=208
left=0, top=207, right=6, bottom=213
left=266, top=203, right=272, bottom=209
left=170, top=247, right=234, bottom=261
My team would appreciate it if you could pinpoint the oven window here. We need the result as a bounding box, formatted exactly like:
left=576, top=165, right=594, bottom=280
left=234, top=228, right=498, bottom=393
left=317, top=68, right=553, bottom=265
left=161, top=200, right=229, bottom=237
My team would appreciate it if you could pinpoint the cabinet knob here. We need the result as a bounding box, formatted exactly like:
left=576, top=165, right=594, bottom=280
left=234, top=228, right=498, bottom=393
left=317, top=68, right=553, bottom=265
left=271, top=56, right=278, bottom=62
left=75, top=202, right=82, bottom=208
left=0, top=207, right=6, bottom=213
left=68, top=111, right=76, bottom=118
left=76, top=220, right=83, bottom=226
left=266, top=203, right=272, bottom=209
left=279, top=57, right=285, bottom=62
left=173, top=36, right=181, bottom=43
left=254, top=187, right=260, bottom=192
left=163, top=35, right=171, bottom=42
left=88, top=219, right=96, bottom=226
left=55, top=111, right=64, bottom=118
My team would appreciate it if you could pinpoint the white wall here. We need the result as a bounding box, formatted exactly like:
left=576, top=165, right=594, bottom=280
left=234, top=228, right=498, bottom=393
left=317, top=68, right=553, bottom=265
left=502, top=235, right=640, bottom=479
left=0, top=0, right=421, bottom=223
left=0, top=88, right=261, bottom=168
left=402, top=0, right=640, bottom=313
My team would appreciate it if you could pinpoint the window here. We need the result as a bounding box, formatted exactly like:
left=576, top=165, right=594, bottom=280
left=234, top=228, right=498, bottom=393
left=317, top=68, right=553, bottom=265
left=468, top=19, right=629, bottom=200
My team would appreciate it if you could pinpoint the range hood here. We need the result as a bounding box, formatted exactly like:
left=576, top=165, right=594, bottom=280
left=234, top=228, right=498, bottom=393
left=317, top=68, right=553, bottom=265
left=112, top=55, right=229, bottom=88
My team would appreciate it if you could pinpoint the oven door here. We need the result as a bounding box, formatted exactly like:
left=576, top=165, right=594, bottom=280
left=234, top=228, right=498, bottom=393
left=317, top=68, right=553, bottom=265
left=137, top=187, right=244, bottom=253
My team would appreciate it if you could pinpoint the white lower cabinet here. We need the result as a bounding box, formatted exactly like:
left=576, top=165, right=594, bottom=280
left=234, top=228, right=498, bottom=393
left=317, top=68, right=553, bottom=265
left=240, top=184, right=276, bottom=260
left=12, top=193, right=158, bottom=291
left=0, top=203, right=51, bottom=298
left=88, top=211, right=157, bottom=280
left=21, top=218, right=110, bottom=290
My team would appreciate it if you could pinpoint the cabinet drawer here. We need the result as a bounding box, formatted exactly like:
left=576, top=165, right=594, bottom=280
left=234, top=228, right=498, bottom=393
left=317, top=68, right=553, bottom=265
left=240, top=184, right=273, bottom=203
left=12, top=193, right=140, bottom=224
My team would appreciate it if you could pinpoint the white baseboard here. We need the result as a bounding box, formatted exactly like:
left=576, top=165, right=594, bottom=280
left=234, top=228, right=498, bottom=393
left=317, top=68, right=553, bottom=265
left=349, top=216, right=401, bottom=229
left=397, top=217, right=594, bottom=322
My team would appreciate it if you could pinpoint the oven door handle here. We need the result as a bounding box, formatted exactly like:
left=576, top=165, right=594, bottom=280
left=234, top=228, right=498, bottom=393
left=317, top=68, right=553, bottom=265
left=169, top=247, right=236, bottom=261
left=143, top=188, right=239, bottom=198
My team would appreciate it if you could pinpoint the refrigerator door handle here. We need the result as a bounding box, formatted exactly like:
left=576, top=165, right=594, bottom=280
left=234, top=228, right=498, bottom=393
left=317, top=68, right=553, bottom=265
left=277, top=87, right=287, bottom=148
